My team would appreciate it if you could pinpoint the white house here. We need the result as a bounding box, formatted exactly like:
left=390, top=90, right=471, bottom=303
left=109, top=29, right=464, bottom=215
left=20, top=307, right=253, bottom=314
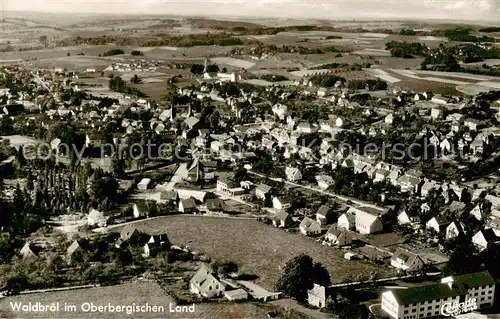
left=390, top=248, right=425, bottom=272
left=325, top=225, right=351, bottom=246
left=472, top=229, right=498, bottom=252
left=255, top=183, right=272, bottom=201
left=316, top=175, right=335, bottom=190
left=190, top=264, right=225, bottom=298
left=299, top=217, right=322, bottom=236
left=337, top=212, right=355, bottom=230
left=87, top=209, right=107, bottom=227
left=137, top=178, right=151, bottom=191
left=397, top=210, right=420, bottom=227
left=445, top=221, right=465, bottom=240
left=285, top=167, right=302, bottom=182
left=272, top=197, right=292, bottom=211
left=425, top=216, right=448, bottom=234
left=307, top=283, right=328, bottom=309
left=133, top=201, right=149, bottom=219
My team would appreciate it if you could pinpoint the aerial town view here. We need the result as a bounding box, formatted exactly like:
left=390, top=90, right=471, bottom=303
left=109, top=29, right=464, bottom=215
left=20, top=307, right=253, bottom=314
left=0, top=1, right=499, bottom=318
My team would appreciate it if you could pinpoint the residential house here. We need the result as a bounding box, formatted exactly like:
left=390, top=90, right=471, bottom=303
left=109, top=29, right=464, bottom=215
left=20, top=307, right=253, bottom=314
left=87, top=208, right=107, bottom=227
left=160, top=190, right=179, bottom=205
left=486, top=216, right=500, bottom=236
left=133, top=200, right=150, bottom=219
left=469, top=204, right=484, bottom=221
left=325, top=225, right=351, bottom=246
left=337, top=211, right=356, bottom=230
left=316, top=175, right=335, bottom=190
left=307, top=284, right=329, bottom=309
left=66, top=240, right=87, bottom=263
left=143, top=234, right=171, bottom=257
left=272, top=197, right=292, bottom=211
left=179, top=197, right=197, bottom=213
left=20, top=242, right=39, bottom=259
left=374, top=169, right=390, bottom=183
left=390, top=248, right=425, bottom=272
left=296, top=122, right=316, bottom=134
left=272, top=211, right=293, bottom=228
left=397, top=210, right=421, bottom=227
left=206, top=198, right=226, bottom=213
left=445, top=221, right=465, bottom=240
left=285, top=167, right=302, bottom=182
left=464, top=118, right=482, bottom=131
left=190, top=264, right=225, bottom=298
left=486, top=194, right=500, bottom=209
left=472, top=229, right=498, bottom=251
left=316, top=204, right=334, bottom=225
left=426, top=216, right=449, bottom=234
left=299, top=217, right=322, bottom=236
left=272, top=103, right=288, bottom=120
left=3, top=104, right=25, bottom=116
left=137, top=178, right=151, bottom=191
left=255, top=183, right=272, bottom=201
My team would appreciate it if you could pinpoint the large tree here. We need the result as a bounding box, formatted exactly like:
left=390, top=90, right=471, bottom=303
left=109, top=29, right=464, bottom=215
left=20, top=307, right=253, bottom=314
left=276, top=254, right=331, bottom=301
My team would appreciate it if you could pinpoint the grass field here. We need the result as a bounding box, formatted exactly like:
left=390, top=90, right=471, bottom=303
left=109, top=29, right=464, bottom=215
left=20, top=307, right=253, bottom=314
left=109, top=216, right=395, bottom=289
left=0, top=281, right=269, bottom=319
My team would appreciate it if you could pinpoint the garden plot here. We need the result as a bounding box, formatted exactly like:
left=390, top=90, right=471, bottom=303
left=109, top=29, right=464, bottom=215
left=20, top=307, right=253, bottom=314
left=365, top=68, right=401, bottom=83
left=210, top=57, right=256, bottom=69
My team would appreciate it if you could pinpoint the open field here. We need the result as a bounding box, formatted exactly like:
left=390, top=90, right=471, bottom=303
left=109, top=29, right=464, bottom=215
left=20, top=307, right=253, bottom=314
left=0, top=281, right=270, bottom=319
left=108, top=216, right=395, bottom=289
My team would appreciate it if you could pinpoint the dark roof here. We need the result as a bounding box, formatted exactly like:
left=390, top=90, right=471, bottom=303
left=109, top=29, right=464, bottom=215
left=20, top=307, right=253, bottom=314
left=256, top=183, right=272, bottom=193
left=317, top=204, right=331, bottom=217
left=391, top=271, right=495, bottom=305
left=160, top=191, right=178, bottom=201
left=134, top=200, right=150, bottom=214
left=274, top=210, right=290, bottom=222
left=120, top=225, right=140, bottom=241
left=181, top=197, right=197, bottom=209
left=206, top=198, right=225, bottom=211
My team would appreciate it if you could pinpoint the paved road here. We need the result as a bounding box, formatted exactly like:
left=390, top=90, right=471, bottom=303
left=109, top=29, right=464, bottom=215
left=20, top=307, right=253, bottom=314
left=158, top=163, right=187, bottom=191
left=248, top=170, right=382, bottom=209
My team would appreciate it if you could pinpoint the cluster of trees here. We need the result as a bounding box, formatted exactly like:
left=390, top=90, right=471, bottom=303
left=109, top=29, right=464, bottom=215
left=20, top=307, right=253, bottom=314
left=276, top=254, right=330, bottom=301
left=348, top=78, right=388, bottom=91
left=259, top=74, right=289, bottom=82
left=141, top=34, right=243, bottom=47
left=399, top=29, right=417, bottom=36
left=102, top=49, right=125, bottom=57
left=445, top=28, right=495, bottom=43
left=130, top=50, right=144, bottom=56
left=189, top=63, right=219, bottom=75
left=108, top=75, right=146, bottom=97
left=311, top=62, right=371, bottom=71
left=479, top=27, right=500, bottom=33
left=56, top=36, right=133, bottom=47
left=386, top=41, right=427, bottom=58
left=309, top=74, right=346, bottom=87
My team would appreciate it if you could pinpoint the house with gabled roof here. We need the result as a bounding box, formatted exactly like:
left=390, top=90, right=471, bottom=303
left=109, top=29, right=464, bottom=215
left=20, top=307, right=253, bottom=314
left=486, top=216, right=500, bottom=236
left=426, top=216, right=449, bottom=234
left=299, top=217, right=322, bottom=236
left=338, top=210, right=356, bottom=230
left=307, top=283, right=331, bottom=309
left=87, top=208, right=107, bottom=227
left=325, top=224, right=351, bottom=246
left=160, top=190, right=179, bottom=204
left=20, top=242, right=40, bottom=259
left=133, top=200, right=150, bottom=219
left=397, top=209, right=421, bottom=227
left=190, top=264, right=225, bottom=298
left=273, top=211, right=292, bottom=228
left=390, top=248, right=425, bottom=272
left=472, top=229, right=499, bottom=251
left=316, top=204, right=335, bottom=225
left=255, top=183, right=272, bottom=201
left=445, top=221, right=465, bottom=240
left=66, top=240, right=88, bottom=263
left=285, top=166, right=302, bottom=182
left=179, top=197, right=197, bottom=213
left=272, top=197, right=292, bottom=211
